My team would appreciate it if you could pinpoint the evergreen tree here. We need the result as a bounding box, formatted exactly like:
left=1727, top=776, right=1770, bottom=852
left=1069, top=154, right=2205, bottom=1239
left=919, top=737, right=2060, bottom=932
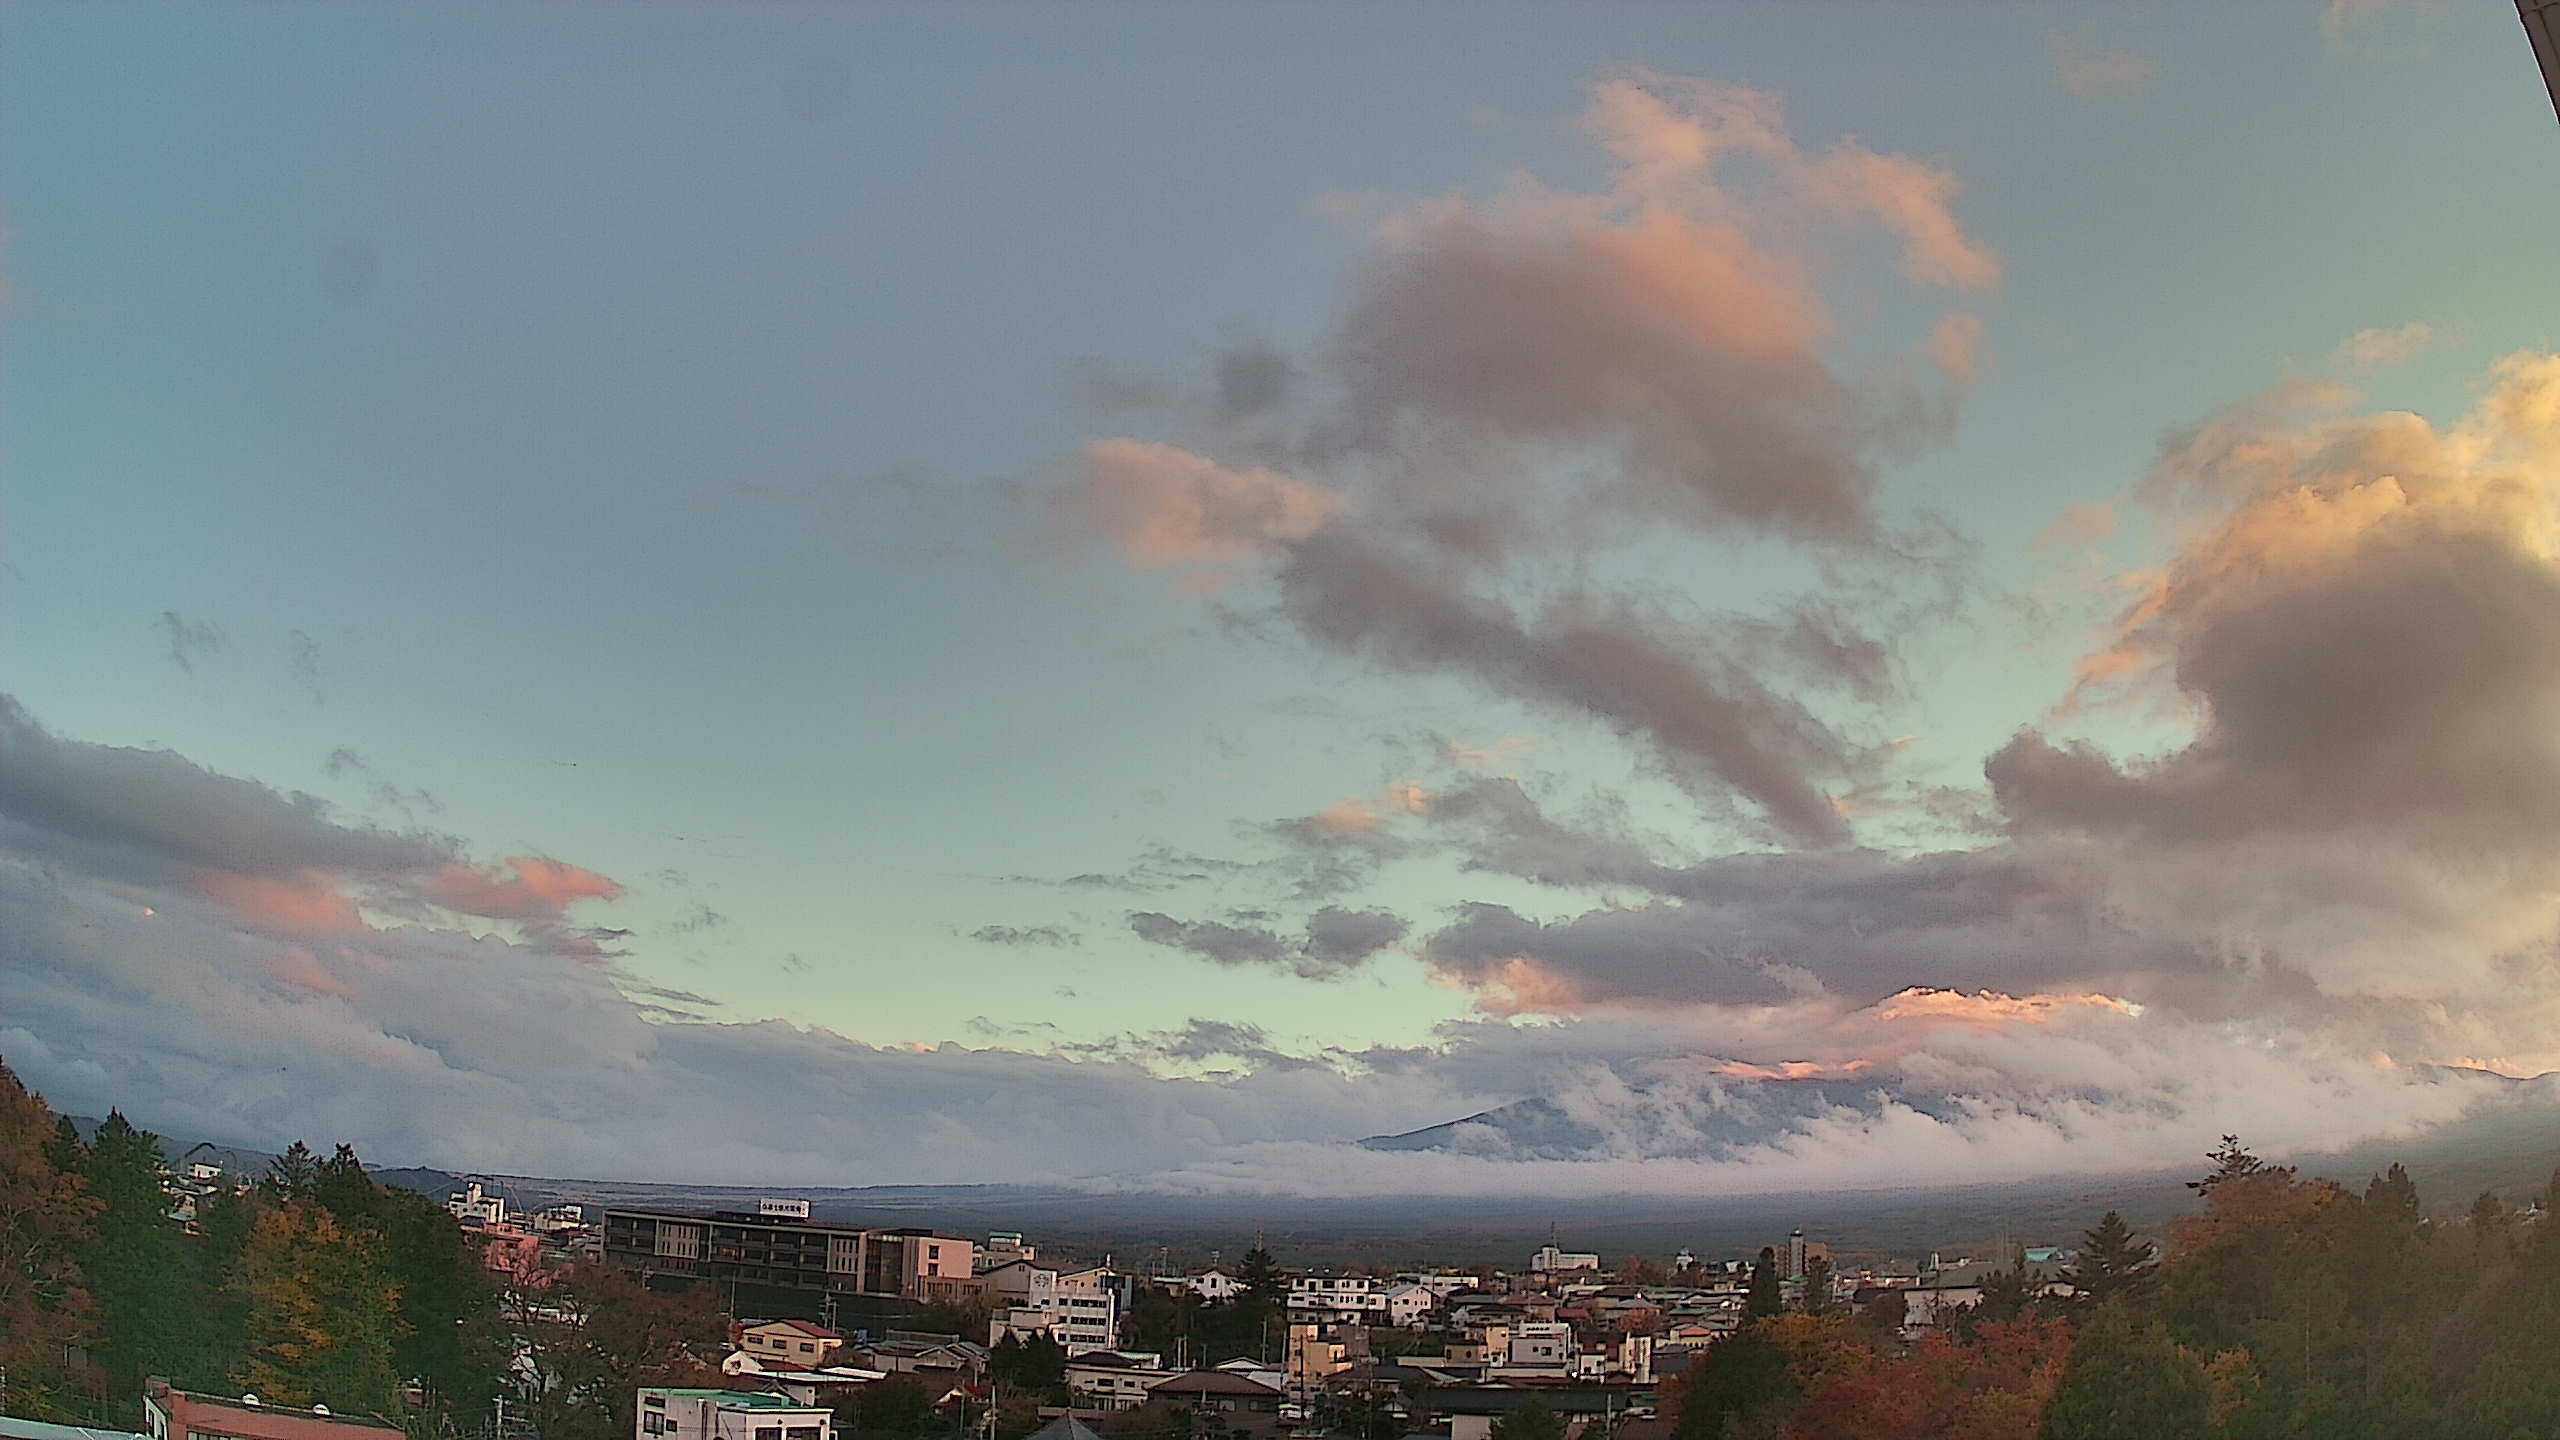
left=265, top=1141, right=320, bottom=1200
left=1233, top=1245, right=1283, bottom=1356
left=1746, top=1247, right=1784, bottom=1319
left=1490, top=1398, right=1564, bottom=1440
left=989, top=1333, right=1066, bottom=1398
left=1236, top=1245, right=1281, bottom=1304
left=1971, top=1251, right=2039, bottom=1328
left=2187, top=1136, right=2273, bottom=1196
left=297, top=1144, right=502, bottom=1421
left=78, top=1112, right=194, bottom=1421
left=190, top=1184, right=261, bottom=1389
left=841, top=1377, right=942, bottom=1437
left=0, top=1058, right=100, bottom=1421
left=2363, top=1163, right=2421, bottom=1225
left=2466, top=1189, right=2512, bottom=1250
left=238, top=1203, right=403, bottom=1415
left=2040, top=1307, right=2210, bottom=1440
left=1672, top=1322, right=1796, bottom=1440
left=2061, top=1213, right=2157, bottom=1305
left=1798, top=1254, right=1838, bottom=1315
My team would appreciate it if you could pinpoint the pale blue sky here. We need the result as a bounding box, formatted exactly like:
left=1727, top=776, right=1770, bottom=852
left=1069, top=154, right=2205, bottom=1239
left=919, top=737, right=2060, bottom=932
left=5, top=0, right=2554, bottom=1068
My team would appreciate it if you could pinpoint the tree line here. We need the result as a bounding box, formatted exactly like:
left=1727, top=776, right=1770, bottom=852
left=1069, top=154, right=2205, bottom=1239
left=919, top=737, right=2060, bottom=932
left=1670, top=1138, right=2560, bottom=1439
left=0, top=1059, right=729, bottom=1440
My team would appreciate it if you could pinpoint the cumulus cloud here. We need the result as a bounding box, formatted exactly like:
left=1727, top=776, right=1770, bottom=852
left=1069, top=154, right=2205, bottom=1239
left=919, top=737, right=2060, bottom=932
left=1370, top=356, right=2560, bottom=1074
left=1, top=694, right=2538, bottom=1194
left=1050, top=68, right=1998, bottom=847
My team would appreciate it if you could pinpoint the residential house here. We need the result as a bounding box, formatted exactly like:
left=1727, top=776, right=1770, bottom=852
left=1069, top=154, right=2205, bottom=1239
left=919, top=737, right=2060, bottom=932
left=1897, top=1258, right=2074, bottom=1339
left=1129, top=1372, right=1285, bottom=1439
left=856, top=1334, right=987, bottom=1384
left=1187, top=1269, right=1241, bottom=1303
left=635, top=1389, right=830, bottom=1440
left=749, top=1369, right=890, bottom=1409
left=1496, top=1322, right=1575, bottom=1376
left=735, top=1320, right=844, bottom=1371
left=1062, top=1352, right=1169, bottom=1412
left=1395, top=1273, right=1481, bottom=1301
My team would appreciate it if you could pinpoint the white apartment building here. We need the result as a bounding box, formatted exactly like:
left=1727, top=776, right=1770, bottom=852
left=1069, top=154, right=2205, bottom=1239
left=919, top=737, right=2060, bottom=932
left=636, top=1389, right=831, bottom=1440
left=1529, top=1245, right=1599, bottom=1274
left=447, top=1181, right=508, bottom=1226
left=1287, top=1275, right=1437, bottom=1327
left=1055, top=1267, right=1121, bottom=1355
left=1500, top=1322, right=1575, bottom=1373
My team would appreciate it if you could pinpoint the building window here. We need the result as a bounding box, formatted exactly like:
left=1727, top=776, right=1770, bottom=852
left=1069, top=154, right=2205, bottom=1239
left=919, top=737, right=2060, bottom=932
left=755, top=1428, right=782, bottom=1440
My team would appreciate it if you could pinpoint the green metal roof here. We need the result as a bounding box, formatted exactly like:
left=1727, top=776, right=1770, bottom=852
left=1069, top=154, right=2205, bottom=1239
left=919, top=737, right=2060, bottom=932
left=647, top=1391, right=811, bottom=1409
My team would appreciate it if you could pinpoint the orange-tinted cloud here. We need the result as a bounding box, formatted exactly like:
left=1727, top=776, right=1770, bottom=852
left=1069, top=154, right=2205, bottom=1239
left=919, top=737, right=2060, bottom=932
left=427, top=855, right=624, bottom=921
left=1311, top=798, right=1384, bottom=835
left=1928, top=313, right=1986, bottom=388
left=195, top=869, right=367, bottom=934
left=1064, top=438, right=1336, bottom=569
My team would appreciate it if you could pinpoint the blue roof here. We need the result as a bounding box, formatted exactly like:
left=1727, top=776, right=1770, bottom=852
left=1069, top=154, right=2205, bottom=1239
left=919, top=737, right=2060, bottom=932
left=0, top=1417, right=153, bottom=1440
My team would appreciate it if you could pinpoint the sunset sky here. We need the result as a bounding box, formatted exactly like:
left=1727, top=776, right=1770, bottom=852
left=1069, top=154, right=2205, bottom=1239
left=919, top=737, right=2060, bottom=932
left=6, top=1, right=2560, bottom=1192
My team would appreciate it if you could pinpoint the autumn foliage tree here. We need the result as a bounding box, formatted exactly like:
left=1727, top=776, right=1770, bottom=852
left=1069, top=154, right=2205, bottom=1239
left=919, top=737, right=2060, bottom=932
left=0, top=1059, right=99, bottom=1421
left=237, top=1202, right=404, bottom=1414
left=517, top=1260, right=727, bottom=1440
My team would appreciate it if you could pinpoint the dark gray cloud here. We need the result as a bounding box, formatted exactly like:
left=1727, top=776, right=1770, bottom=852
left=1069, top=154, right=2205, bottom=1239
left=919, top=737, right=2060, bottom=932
left=1278, top=526, right=1859, bottom=845
left=969, top=924, right=1080, bottom=948
left=1301, top=906, right=1411, bottom=968
left=1129, top=905, right=1410, bottom=979
left=153, top=611, right=228, bottom=675
left=0, top=695, right=456, bottom=883
left=288, top=630, right=325, bottom=703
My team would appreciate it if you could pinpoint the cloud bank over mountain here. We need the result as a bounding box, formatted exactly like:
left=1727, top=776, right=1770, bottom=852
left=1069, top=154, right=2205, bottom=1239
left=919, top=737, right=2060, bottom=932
left=10, top=67, right=2560, bottom=1198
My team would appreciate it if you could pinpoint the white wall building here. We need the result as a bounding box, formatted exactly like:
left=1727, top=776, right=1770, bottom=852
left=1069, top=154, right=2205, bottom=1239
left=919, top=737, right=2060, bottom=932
left=1287, top=1275, right=1438, bottom=1327
left=1062, top=1352, right=1168, bottom=1410
left=1501, top=1322, right=1574, bottom=1373
left=1055, top=1267, right=1122, bottom=1355
left=636, top=1389, right=831, bottom=1440
left=1529, top=1245, right=1599, bottom=1274
left=1187, top=1268, right=1241, bottom=1302
left=447, top=1181, right=507, bottom=1226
